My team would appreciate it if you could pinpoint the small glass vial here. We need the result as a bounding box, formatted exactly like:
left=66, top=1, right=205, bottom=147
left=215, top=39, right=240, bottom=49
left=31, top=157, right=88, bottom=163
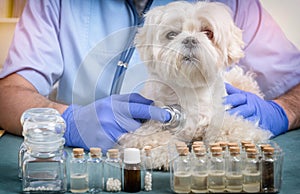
left=172, top=146, right=191, bottom=193
left=258, top=144, right=271, bottom=160
left=208, top=146, right=226, bottom=193
left=227, top=142, right=239, bottom=149
left=240, top=140, right=252, bottom=159
left=123, top=148, right=142, bottom=193
left=104, top=149, right=122, bottom=192
left=226, top=146, right=243, bottom=193
left=242, top=148, right=261, bottom=193
left=218, top=142, right=228, bottom=153
left=87, top=147, right=103, bottom=193
left=169, top=141, right=187, bottom=192
left=142, top=146, right=153, bottom=191
left=208, top=143, right=220, bottom=154
left=18, top=108, right=60, bottom=179
left=191, top=147, right=208, bottom=193
left=261, top=146, right=275, bottom=192
left=70, top=148, right=88, bottom=193
left=21, top=113, right=67, bottom=193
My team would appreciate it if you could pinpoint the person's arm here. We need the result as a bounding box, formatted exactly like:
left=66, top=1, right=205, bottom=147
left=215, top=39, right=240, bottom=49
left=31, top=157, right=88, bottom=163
left=0, top=73, right=171, bottom=152
left=0, top=73, right=68, bottom=135
left=274, top=83, right=300, bottom=130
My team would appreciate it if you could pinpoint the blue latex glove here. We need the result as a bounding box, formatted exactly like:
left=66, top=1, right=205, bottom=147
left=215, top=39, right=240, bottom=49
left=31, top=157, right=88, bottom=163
left=224, top=83, right=288, bottom=137
left=62, top=93, right=171, bottom=152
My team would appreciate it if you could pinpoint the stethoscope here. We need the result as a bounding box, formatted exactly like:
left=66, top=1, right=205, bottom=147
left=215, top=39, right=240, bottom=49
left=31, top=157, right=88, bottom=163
left=110, top=0, right=153, bottom=95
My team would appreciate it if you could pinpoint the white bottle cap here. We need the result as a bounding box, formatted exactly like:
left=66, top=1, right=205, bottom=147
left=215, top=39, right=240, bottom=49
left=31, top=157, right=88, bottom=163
left=124, top=148, right=141, bottom=164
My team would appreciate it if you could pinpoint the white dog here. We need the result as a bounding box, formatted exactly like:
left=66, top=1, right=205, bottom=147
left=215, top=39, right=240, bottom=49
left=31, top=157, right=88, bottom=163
left=118, top=1, right=272, bottom=169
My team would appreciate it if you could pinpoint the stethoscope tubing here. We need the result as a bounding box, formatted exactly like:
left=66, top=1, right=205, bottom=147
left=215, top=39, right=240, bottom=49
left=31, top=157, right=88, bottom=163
left=110, top=0, right=153, bottom=95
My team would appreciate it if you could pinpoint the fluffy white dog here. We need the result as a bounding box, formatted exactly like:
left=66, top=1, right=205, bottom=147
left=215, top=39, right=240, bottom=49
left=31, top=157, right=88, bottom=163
left=118, top=1, right=272, bottom=169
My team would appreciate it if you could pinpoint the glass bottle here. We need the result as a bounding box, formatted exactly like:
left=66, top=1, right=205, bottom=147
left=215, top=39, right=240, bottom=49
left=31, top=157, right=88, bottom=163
left=240, top=140, right=252, bottom=160
left=258, top=143, right=271, bottom=160
left=104, top=149, right=122, bottom=192
left=191, top=141, right=204, bottom=152
left=226, top=146, right=243, bottom=192
left=261, top=146, right=275, bottom=192
left=172, top=146, right=191, bottom=193
left=218, top=142, right=228, bottom=154
left=21, top=113, right=67, bottom=193
left=208, top=143, right=220, bottom=158
left=87, top=147, right=103, bottom=193
left=227, top=142, right=239, bottom=150
left=123, top=148, right=142, bottom=193
left=208, top=146, right=225, bottom=193
left=191, top=147, right=208, bottom=193
left=18, top=108, right=60, bottom=179
left=70, top=148, right=88, bottom=193
left=242, top=148, right=261, bottom=193
left=143, top=146, right=153, bottom=191
left=169, top=141, right=187, bottom=193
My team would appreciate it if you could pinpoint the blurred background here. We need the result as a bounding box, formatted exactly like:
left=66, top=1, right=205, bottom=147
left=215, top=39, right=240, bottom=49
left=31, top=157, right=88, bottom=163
left=261, top=0, right=300, bottom=49
left=0, top=0, right=299, bottom=67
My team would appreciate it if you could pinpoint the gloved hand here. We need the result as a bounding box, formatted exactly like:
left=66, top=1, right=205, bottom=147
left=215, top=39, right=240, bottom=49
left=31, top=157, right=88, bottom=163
left=62, top=93, right=171, bottom=152
left=224, top=83, right=288, bottom=137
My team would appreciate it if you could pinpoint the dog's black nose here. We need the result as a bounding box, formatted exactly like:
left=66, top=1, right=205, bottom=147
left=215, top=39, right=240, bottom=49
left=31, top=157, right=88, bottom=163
left=182, top=36, right=199, bottom=48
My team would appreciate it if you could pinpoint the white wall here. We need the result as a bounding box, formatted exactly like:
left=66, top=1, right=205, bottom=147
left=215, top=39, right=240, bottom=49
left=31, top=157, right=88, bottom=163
left=261, top=0, right=300, bottom=49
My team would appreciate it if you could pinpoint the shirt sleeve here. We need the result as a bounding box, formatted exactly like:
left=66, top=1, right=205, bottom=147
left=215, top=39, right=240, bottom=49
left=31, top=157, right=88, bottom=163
left=234, top=0, right=300, bottom=100
left=0, top=0, right=63, bottom=96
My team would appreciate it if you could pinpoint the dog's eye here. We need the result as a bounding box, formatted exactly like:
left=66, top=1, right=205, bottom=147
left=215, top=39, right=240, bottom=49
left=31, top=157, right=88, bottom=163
left=166, top=31, right=178, bottom=40
left=202, top=30, right=213, bottom=40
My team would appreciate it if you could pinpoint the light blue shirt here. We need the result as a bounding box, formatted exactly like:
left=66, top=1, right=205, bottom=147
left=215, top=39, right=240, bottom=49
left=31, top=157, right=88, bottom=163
left=1, top=0, right=300, bottom=105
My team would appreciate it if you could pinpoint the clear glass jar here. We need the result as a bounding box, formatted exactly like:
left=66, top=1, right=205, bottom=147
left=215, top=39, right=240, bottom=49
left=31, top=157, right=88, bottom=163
left=123, top=148, right=141, bottom=193
left=142, top=146, right=153, bottom=192
left=242, top=148, right=261, bottom=193
left=261, top=146, right=275, bottom=192
left=226, top=146, right=243, bottom=192
left=104, top=149, right=122, bottom=192
left=18, top=108, right=60, bottom=179
left=208, top=146, right=225, bottom=193
left=191, top=147, right=208, bottom=193
left=70, top=148, right=88, bottom=193
left=87, top=147, right=103, bottom=193
left=21, top=112, right=67, bottom=193
left=172, top=146, right=191, bottom=193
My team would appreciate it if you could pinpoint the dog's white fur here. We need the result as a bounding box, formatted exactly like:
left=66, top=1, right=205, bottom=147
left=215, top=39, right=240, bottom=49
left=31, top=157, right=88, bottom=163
left=117, top=1, right=271, bottom=169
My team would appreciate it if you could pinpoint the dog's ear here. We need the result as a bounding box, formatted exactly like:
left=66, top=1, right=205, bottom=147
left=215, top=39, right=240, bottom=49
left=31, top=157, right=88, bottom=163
left=135, top=6, right=165, bottom=63
left=202, top=2, right=244, bottom=67
left=226, top=23, right=244, bottom=66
